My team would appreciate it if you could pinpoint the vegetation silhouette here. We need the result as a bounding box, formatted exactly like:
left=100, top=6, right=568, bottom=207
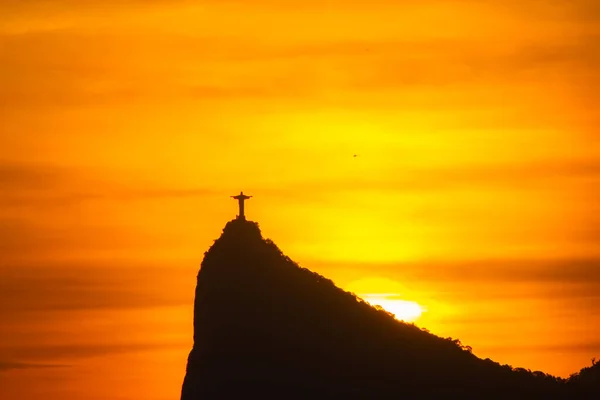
left=181, top=219, right=598, bottom=399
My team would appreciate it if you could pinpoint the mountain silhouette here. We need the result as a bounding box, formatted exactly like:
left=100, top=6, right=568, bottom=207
left=180, top=218, right=597, bottom=399
left=568, top=358, right=600, bottom=398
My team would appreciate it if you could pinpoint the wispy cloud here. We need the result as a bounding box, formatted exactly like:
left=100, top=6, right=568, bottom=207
left=1, top=1, right=598, bottom=112
left=0, top=262, right=194, bottom=314
left=0, top=161, right=216, bottom=209
left=314, top=257, right=600, bottom=300
left=0, top=342, right=185, bottom=363
left=259, top=158, right=600, bottom=195
left=482, top=341, right=600, bottom=355
left=0, top=361, right=68, bottom=371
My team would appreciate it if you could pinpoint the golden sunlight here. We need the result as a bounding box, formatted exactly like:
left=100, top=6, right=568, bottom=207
left=345, top=277, right=425, bottom=322
left=362, top=294, right=424, bottom=322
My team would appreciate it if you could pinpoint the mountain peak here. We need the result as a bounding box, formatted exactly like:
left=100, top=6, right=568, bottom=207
left=221, top=217, right=262, bottom=239
left=180, top=219, right=588, bottom=399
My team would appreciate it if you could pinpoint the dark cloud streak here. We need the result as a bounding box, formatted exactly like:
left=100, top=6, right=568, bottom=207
left=0, top=262, right=194, bottom=314
left=0, top=342, right=185, bottom=362
left=0, top=161, right=216, bottom=209
left=1, top=23, right=598, bottom=110
left=0, top=361, right=68, bottom=371
left=259, top=158, right=600, bottom=195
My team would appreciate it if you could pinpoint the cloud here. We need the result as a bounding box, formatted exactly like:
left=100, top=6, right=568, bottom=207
left=0, top=342, right=185, bottom=364
left=314, top=257, right=600, bottom=299
left=258, top=158, right=600, bottom=196
left=0, top=161, right=216, bottom=209
left=427, top=258, right=600, bottom=286
left=1, top=1, right=598, bottom=113
left=0, top=361, right=68, bottom=371
left=0, top=161, right=219, bottom=263
left=0, top=261, right=194, bottom=314
left=483, top=341, right=600, bottom=355
left=0, top=162, right=67, bottom=191
left=405, top=258, right=600, bottom=286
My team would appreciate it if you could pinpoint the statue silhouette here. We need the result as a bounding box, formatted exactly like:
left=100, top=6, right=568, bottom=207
left=231, top=191, right=252, bottom=220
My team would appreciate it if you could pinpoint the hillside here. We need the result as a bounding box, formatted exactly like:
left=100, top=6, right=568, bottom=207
left=180, top=218, right=594, bottom=399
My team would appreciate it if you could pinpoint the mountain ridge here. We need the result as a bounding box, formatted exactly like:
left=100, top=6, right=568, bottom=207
left=180, top=218, right=596, bottom=399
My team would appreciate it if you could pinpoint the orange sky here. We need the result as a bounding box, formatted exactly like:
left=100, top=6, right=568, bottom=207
left=1, top=1, right=599, bottom=399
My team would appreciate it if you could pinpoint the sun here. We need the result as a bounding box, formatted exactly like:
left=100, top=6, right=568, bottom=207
left=344, top=277, right=425, bottom=322
left=361, top=294, right=424, bottom=322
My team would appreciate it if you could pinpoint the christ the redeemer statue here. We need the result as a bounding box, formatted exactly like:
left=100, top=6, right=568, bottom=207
left=231, top=191, right=252, bottom=220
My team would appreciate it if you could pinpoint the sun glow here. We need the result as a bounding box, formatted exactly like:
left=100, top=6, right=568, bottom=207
left=362, top=294, right=424, bottom=322
left=345, top=277, right=425, bottom=322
